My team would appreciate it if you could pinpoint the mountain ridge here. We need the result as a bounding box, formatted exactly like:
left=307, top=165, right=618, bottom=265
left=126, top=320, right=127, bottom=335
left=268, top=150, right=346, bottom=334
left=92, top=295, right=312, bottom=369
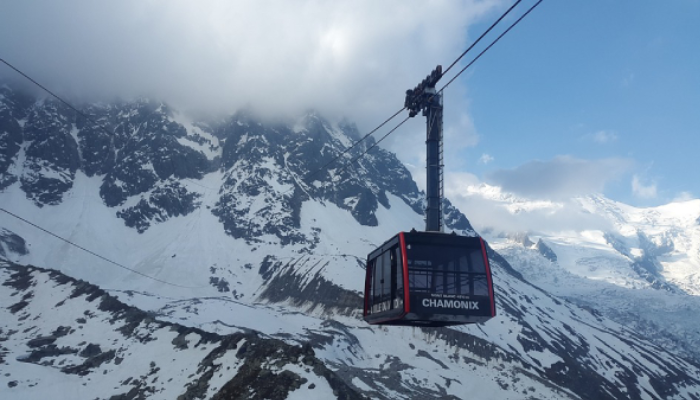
left=459, top=183, right=700, bottom=363
left=2, top=85, right=700, bottom=399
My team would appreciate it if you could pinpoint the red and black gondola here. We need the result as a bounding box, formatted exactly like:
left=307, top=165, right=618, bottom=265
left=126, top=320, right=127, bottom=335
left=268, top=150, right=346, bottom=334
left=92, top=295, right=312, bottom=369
left=363, top=230, right=496, bottom=327
left=362, top=65, right=496, bottom=327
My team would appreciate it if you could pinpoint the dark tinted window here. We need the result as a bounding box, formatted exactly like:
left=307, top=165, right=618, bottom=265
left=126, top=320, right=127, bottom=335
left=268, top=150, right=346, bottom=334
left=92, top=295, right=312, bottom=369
left=372, top=254, right=382, bottom=305
left=381, top=251, right=391, bottom=302
left=406, top=243, right=488, bottom=296
left=368, top=245, right=404, bottom=312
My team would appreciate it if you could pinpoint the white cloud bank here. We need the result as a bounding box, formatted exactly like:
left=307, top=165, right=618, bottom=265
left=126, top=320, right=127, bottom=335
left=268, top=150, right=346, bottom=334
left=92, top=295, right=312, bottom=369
left=485, top=155, right=634, bottom=200
left=0, top=0, right=510, bottom=176
left=0, top=0, right=502, bottom=123
left=444, top=174, right=614, bottom=235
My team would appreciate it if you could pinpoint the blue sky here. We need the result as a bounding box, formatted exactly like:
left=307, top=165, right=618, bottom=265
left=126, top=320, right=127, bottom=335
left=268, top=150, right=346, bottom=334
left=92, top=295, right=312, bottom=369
left=1, top=0, right=697, bottom=207
left=456, top=0, right=700, bottom=206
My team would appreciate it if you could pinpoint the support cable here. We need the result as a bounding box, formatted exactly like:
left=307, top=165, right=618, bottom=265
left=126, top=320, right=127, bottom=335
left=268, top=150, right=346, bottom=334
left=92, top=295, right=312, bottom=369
left=302, top=107, right=406, bottom=182
left=299, top=0, right=534, bottom=181
left=1, top=58, right=115, bottom=138
left=442, top=0, right=524, bottom=76
left=333, top=116, right=411, bottom=178
left=439, top=0, right=543, bottom=93
left=0, top=208, right=206, bottom=289
left=340, top=0, right=544, bottom=173
left=0, top=0, right=544, bottom=278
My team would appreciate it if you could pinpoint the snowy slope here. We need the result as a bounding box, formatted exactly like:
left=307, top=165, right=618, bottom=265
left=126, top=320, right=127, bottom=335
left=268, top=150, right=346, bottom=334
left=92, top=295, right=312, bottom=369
left=460, top=183, right=700, bottom=362
left=2, top=87, right=700, bottom=399
left=0, top=263, right=362, bottom=400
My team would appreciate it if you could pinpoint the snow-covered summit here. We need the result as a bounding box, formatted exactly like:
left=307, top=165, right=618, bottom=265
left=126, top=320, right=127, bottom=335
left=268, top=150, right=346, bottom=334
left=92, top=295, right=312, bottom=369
left=456, top=183, right=700, bottom=362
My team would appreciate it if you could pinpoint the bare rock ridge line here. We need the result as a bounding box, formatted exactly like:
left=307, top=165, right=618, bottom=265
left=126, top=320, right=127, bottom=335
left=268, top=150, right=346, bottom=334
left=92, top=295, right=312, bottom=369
left=1, top=262, right=366, bottom=400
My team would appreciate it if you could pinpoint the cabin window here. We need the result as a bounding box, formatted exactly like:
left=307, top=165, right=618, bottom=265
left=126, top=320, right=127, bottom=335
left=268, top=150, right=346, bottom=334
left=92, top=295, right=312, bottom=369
left=372, top=254, right=383, bottom=306
left=407, top=244, right=489, bottom=297
left=367, top=244, right=404, bottom=313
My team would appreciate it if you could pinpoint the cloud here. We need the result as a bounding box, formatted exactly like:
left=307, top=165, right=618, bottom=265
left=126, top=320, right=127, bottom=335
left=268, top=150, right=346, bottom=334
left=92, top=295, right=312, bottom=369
left=443, top=181, right=615, bottom=235
left=443, top=174, right=614, bottom=235
left=485, top=155, right=634, bottom=200
left=0, top=0, right=508, bottom=181
left=479, top=153, right=494, bottom=164
left=444, top=171, right=481, bottom=194
left=672, top=191, right=695, bottom=202
left=632, top=175, right=657, bottom=199
left=463, top=196, right=614, bottom=235
left=584, top=130, right=618, bottom=144
left=0, top=1, right=501, bottom=124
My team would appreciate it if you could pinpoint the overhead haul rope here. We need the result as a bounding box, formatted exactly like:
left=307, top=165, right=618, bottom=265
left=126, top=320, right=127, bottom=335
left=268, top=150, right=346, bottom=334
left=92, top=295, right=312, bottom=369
left=0, top=0, right=544, bottom=285
left=330, top=0, right=545, bottom=175
left=0, top=61, right=214, bottom=289
left=0, top=0, right=542, bottom=196
left=302, top=0, right=543, bottom=180
left=442, top=0, right=524, bottom=76
left=1, top=58, right=117, bottom=142
left=438, top=0, right=543, bottom=94
left=302, top=107, right=407, bottom=182
left=1, top=57, right=219, bottom=191
left=0, top=59, right=367, bottom=286
left=0, top=208, right=206, bottom=288
left=331, top=116, right=411, bottom=179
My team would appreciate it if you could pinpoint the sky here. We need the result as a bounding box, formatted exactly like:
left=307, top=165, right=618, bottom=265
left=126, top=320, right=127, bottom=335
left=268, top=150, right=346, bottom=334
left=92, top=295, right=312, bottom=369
left=1, top=0, right=699, bottom=208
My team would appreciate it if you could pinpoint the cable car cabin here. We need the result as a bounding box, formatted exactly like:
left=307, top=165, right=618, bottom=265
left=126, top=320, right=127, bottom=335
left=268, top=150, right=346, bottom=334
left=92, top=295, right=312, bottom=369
left=363, top=231, right=495, bottom=327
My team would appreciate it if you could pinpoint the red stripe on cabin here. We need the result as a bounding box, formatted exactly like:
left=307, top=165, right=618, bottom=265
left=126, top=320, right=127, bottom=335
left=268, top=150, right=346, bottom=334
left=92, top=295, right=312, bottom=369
left=480, top=237, right=496, bottom=317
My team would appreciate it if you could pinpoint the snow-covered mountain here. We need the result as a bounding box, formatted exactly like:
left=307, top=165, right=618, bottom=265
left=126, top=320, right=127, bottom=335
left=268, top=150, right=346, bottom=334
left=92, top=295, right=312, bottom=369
left=2, top=85, right=700, bottom=399
left=458, top=183, right=700, bottom=363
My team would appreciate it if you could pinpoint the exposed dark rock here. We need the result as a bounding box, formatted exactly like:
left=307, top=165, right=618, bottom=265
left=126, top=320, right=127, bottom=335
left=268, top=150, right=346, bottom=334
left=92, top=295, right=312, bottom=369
left=27, top=336, right=57, bottom=348
left=2, top=263, right=367, bottom=400
left=349, top=188, right=378, bottom=227
left=258, top=256, right=363, bottom=316
left=79, top=343, right=102, bottom=358
left=0, top=86, right=475, bottom=245
left=19, top=99, right=80, bottom=206
left=21, top=344, right=79, bottom=364
left=442, top=198, right=477, bottom=233
left=536, top=239, right=557, bottom=262
left=62, top=349, right=116, bottom=376
left=0, top=88, right=29, bottom=189
left=0, top=230, right=28, bottom=259
left=415, top=350, right=449, bottom=369
left=209, top=276, right=230, bottom=293
left=210, top=335, right=367, bottom=400
left=51, top=326, right=72, bottom=338
left=74, top=106, right=116, bottom=176
left=117, top=181, right=200, bottom=232
left=2, top=265, right=34, bottom=291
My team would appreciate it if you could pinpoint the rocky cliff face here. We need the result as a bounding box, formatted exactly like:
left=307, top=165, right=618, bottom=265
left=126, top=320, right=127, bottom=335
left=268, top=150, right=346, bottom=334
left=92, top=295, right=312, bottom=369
left=0, top=87, right=452, bottom=246
left=2, top=85, right=700, bottom=399
left=1, top=262, right=365, bottom=400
